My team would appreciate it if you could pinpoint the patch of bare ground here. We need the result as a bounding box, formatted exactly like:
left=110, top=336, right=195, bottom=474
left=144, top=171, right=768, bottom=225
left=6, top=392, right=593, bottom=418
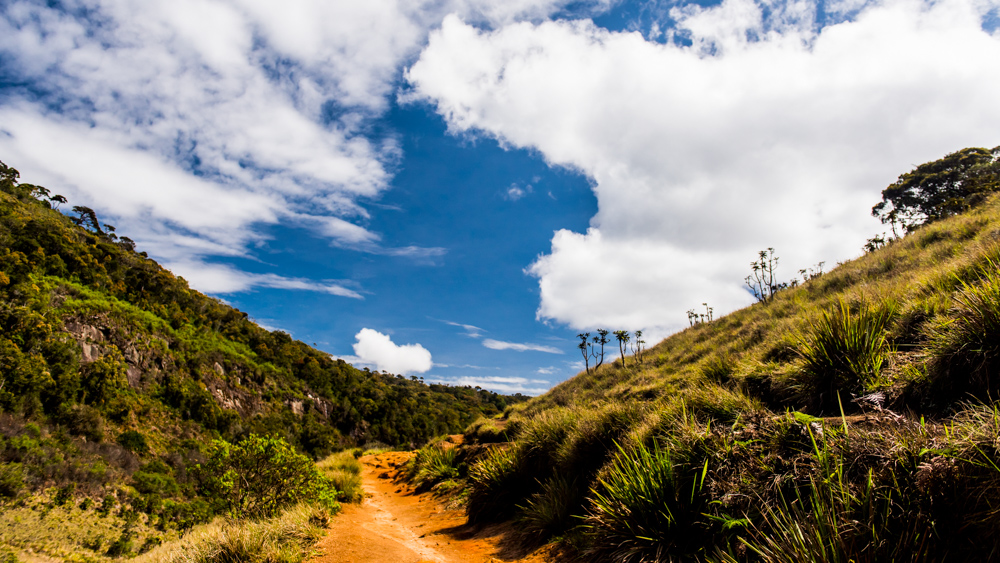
left=309, top=449, right=562, bottom=563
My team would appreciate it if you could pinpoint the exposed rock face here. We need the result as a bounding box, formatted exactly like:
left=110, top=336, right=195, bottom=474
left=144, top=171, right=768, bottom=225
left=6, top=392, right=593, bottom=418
left=65, top=320, right=105, bottom=363
left=62, top=315, right=325, bottom=422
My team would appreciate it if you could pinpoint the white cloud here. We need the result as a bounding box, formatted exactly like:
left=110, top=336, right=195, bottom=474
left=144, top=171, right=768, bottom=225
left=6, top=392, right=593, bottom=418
left=442, top=320, right=487, bottom=338
left=348, top=328, right=433, bottom=375
left=427, top=375, right=552, bottom=395
left=0, top=0, right=594, bottom=296
left=482, top=338, right=564, bottom=354
left=166, top=261, right=364, bottom=298
left=407, top=0, right=1000, bottom=335
left=505, top=182, right=533, bottom=200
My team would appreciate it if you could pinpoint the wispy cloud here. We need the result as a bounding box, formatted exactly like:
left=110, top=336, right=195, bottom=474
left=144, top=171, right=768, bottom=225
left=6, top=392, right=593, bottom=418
left=166, top=261, right=363, bottom=298
left=482, top=339, right=564, bottom=354
left=427, top=375, right=552, bottom=395
left=442, top=320, right=487, bottom=338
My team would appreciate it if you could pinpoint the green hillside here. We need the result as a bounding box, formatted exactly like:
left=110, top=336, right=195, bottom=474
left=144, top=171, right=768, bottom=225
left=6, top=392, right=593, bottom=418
left=417, top=147, right=1000, bottom=561
left=0, top=160, right=525, bottom=560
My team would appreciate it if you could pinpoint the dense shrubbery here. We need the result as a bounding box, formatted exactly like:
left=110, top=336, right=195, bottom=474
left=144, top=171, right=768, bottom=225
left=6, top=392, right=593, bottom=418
left=199, top=434, right=340, bottom=519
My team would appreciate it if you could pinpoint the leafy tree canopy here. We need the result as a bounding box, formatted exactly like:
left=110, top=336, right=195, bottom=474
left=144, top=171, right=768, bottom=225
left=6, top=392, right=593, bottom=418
left=873, top=146, right=1000, bottom=233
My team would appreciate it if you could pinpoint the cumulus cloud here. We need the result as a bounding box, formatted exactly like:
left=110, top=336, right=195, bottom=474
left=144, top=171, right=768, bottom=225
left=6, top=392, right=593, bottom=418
left=0, top=0, right=597, bottom=297
left=407, top=0, right=1000, bottom=335
left=482, top=338, right=564, bottom=354
left=343, top=328, right=434, bottom=375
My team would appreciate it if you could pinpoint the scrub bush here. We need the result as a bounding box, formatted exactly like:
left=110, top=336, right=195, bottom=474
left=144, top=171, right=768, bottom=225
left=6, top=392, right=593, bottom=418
left=198, top=434, right=339, bottom=519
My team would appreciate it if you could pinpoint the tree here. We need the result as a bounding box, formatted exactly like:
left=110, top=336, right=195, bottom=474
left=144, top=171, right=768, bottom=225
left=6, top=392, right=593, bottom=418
left=872, top=146, right=1000, bottom=234
left=686, top=304, right=714, bottom=327
left=630, top=330, right=646, bottom=364
left=592, top=329, right=610, bottom=370
left=745, top=248, right=782, bottom=303
left=71, top=205, right=104, bottom=235
left=614, top=330, right=631, bottom=367
left=578, top=333, right=592, bottom=375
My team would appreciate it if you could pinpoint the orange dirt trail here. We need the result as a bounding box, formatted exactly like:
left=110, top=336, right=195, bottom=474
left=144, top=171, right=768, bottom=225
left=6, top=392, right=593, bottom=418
left=309, top=450, right=558, bottom=563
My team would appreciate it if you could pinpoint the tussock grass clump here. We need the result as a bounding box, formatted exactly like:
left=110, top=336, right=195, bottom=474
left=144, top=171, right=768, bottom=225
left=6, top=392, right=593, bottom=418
left=464, top=417, right=509, bottom=444
left=134, top=503, right=329, bottom=563
left=316, top=451, right=363, bottom=503
left=406, top=443, right=460, bottom=491
left=724, top=477, right=934, bottom=563
left=517, top=473, right=579, bottom=541
left=795, top=299, right=895, bottom=413
left=927, top=264, right=1000, bottom=401
left=587, top=440, right=711, bottom=563
left=467, top=445, right=531, bottom=524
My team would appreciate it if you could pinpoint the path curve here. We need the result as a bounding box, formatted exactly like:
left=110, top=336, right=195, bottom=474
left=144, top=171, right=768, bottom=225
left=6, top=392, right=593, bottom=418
left=309, top=451, right=557, bottom=563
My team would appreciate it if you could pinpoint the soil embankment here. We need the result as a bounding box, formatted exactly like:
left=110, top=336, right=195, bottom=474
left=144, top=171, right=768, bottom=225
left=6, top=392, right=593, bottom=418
left=309, top=450, right=556, bottom=563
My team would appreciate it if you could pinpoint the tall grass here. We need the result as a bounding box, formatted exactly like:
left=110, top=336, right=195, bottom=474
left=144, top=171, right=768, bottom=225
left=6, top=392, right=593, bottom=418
left=406, top=443, right=460, bottom=491
left=316, top=451, right=363, bottom=503
left=134, top=504, right=329, bottom=563
left=517, top=473, right=579, bottom=541
left=586, top=440, right=711, bottom=562
left=467, top=445, right=531, bottom=524
left=720, top=476, right=933, bottom=563
left=796, top=299, right=895, bottom=413
left=928, top=262, right=1000, bottom=399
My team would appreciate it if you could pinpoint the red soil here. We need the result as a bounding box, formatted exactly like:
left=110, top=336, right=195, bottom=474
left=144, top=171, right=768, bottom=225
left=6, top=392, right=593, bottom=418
left=309, top=449, right=559, bottom=563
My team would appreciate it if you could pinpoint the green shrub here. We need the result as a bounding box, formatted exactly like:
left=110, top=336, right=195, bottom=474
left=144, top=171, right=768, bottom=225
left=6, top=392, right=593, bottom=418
left=53, top=482, right=75, bottom=506
left=796, top=300, right=895, bottom=413
left=586, top=440, right=711, bottom=562
left=118, top=430, right=150, bottom=456
left=0, top=463, right=24, bottom=499
left=198, top=434, right=340, bottom=519
left=62, top=404, right=105, bottom=442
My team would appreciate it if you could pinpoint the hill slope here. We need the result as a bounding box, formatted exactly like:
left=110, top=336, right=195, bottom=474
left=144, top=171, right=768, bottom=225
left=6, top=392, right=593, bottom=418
left=448, top=156, right=1000, bottom=561
left=0, top=159, right=525, bottom=559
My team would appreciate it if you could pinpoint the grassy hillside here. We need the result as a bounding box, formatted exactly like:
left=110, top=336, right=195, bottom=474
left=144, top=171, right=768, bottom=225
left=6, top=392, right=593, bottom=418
left=0, top=160, right=525, bottom=561
left=421, top=153, right=1000, bottom=561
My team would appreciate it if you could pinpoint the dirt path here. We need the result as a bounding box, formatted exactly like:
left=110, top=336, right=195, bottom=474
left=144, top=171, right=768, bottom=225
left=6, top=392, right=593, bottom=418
left=309, top=451, right=557, bottom=563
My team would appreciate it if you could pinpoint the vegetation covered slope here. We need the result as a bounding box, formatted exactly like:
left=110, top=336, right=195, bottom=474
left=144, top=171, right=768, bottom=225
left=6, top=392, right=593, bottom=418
left=0, top=159, right=525, bottom=560
left=449, top=148, right=1000, bottom=561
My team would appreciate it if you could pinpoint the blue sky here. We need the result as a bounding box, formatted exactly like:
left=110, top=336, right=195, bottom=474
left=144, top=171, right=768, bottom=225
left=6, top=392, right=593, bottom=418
left=2, top=0, right=1000, bottom=394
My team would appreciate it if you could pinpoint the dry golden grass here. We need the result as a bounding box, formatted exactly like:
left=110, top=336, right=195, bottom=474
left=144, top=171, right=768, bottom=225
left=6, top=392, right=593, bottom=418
left=133, top=504, right=328, bottom=563
left=0, top=491, right=179, bottom=562
left=316, top=451, right=364, bottom=503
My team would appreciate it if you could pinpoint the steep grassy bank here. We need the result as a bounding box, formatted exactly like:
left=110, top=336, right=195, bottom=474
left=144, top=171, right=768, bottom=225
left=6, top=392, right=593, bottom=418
left=451, top=162, right=1000, bottom=560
